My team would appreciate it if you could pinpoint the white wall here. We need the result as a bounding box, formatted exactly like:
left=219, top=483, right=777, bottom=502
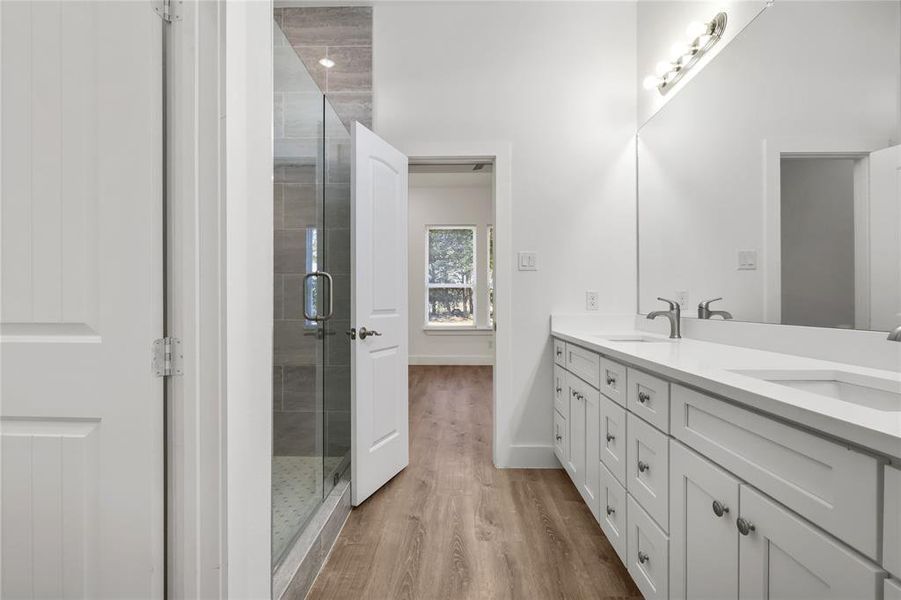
left=408, top=172, right=494, bottom=365
left=638, top=1, right=901, bottom=324
left=374, top=1, right=637, bottom=466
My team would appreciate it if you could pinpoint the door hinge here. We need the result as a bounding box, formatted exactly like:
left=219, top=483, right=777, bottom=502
left=153, top=0, right=182, bottom=23
left=153, top=337, right=184, bottom=377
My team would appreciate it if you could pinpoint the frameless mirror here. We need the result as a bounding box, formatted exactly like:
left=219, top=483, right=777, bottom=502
left=637, top=1, right=901, bottom=331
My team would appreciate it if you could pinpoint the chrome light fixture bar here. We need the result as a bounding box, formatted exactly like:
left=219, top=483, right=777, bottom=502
left=643, top=12, right=728, bottom=96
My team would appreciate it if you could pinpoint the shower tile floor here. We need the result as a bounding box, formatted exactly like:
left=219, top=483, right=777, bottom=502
left=272, top=455, right=345, bottom=564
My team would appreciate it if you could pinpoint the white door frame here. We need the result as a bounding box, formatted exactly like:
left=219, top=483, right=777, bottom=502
left=401, top=142, right=512, bottom=468
left=762, top=137, right=882, bottom=326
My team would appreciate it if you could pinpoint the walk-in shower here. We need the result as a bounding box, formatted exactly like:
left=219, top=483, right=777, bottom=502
left=272, top=21, right=351, bottom=569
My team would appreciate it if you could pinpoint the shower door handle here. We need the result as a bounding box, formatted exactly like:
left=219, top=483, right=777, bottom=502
left=302, top=271, right=335, bottom=322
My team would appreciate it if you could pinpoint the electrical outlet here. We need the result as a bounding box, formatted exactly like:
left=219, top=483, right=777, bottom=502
left=586, top=291, right=600, bottom=311
left=517, top=251, right=538, bottom=271
left=676, top=290, right=689, bottom=308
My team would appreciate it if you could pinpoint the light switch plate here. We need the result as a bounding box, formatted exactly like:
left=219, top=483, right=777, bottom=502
left=737, top=249, right=758, bottom=270
left=586, top=291, right=599, bottom=311
left=518, top=251, right=538, bottom=271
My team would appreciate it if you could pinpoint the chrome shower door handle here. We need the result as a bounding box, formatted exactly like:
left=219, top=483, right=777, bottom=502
left=302, top=271, right=335, bottom=322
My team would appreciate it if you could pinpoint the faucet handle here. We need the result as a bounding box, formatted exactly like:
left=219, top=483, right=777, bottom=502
left=656, top=297, right=680, bottom=310
left=698, top=297, right=723, bottom=309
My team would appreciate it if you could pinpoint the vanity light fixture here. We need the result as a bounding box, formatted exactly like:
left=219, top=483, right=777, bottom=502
left=643, top=12, right=728, bottom=95
left=318, top=57, right=336, bottom=69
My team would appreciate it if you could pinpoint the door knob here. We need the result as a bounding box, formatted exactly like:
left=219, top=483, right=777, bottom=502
left=358, top=327, right=382, bottom=340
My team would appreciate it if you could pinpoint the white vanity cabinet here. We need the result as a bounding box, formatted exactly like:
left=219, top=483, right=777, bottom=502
left=669, top=441, right=739, bottom=600
left=738, top=485, right=885, bottom=599
left=550, top=335, right=893, bottom=600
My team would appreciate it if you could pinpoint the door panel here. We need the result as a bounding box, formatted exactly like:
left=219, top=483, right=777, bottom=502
left=600, top=394, right=627, bottom=486
left=738, top=485, right=884, bottom=600
left=670, top=441, right=740, bottom=600
left=351, top=123, right=409, bottom=505
left=1, top=2, right=164, bottom=597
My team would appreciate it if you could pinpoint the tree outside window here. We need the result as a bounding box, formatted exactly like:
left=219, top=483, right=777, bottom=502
left=426, top=227, right=476, bottom=326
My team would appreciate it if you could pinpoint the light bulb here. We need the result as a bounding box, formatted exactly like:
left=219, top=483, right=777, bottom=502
left=685, top=20, right=708, bottom=39
left=694, top=33, right=712, bottom=48
left=655, top=61, right=671, bottom=76
left=670, top=42, right=684, bottom=58
left=642, top=75, right=660, bottom=91
left=318, top=57, right=336, bottom=69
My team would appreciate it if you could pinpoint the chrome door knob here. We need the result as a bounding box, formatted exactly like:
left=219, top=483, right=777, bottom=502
left=637, top=460, right=650, bottom=473
left=712, top=500, right=729, bottom=518
left=358, top=327, right=382, bottom=340
left=736, top=517, right=756, bottom=536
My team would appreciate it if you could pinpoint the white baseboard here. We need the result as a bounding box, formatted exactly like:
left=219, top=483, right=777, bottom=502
left=409, top=355, right=494, bottom=366
left=497, top=444, right=561, bottom=469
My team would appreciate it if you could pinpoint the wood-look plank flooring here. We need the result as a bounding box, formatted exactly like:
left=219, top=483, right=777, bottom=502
left=308, top=366, right=641, bottom=600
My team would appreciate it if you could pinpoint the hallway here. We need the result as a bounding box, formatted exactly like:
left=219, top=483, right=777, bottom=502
left=307, top=366, right=640, bottom=599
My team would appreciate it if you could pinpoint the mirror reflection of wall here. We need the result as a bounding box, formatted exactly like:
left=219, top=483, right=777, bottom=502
left=637, top=1, right=901, bottom=332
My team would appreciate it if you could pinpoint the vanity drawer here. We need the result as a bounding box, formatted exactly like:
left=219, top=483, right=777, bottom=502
left=600, top=394, right=627, bottom=486
left=627, top=368, right=670, bottom=432
left=672, top=384, right=881, bottom=559
left=565, top=343, right=600, bottom=389
left=599, top=460, right=628, bottom=566
left=626, top=412, right=669, bottom=531
left=553, top=365, right=568, bottom=419
left=553, top=338, right=566, bottom=367
left=627, top=493, right=669, bottom=600
left=600, top=357, right=627, bottom=407
left=885, top=465, right=901, bottom=575
left=553, top=409, right=566, bottom=466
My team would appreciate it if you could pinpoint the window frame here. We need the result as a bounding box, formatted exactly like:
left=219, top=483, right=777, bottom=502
left=424, top=225, right=478, bottom=329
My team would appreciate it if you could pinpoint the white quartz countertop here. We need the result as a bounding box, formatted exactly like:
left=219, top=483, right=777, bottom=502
left=551, top=325, right=901, bottom=460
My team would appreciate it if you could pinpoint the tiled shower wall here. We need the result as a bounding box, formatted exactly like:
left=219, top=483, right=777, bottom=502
left=274, top=6, right=373, bottom=130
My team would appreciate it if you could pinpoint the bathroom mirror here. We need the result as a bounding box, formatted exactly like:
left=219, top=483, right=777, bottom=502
left=637, top=1, right=901, bottom=331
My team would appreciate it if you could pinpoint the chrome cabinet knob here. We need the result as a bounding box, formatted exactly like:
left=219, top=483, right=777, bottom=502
left=736, top=517, right=756, bottom=536
left=606, top=505, right=615, bottom=516
left=556, top=386, right=562, bottom=393
left=637, top=460, right=650, bottom=473
left=606, top=433, right=615, bottom=442
left=637, top=551, right=650, bottom=564
left=358, top=327, right=382, bottom=340
left=712, top=500, right=729, bottom=518
left=606, top=375, right=616, bottom=386
left=556, top=348, right=562, bottom=356
left=638, top=391, right=650, bottom=404
left=555, top=434, right=562, bottom=441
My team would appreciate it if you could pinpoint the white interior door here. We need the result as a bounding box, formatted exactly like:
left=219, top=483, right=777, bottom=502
left=351, top=122, right=409, bottom=506
left=868, top=144, right=901, bottom=331
left=1, top=2, right=164, bottom=597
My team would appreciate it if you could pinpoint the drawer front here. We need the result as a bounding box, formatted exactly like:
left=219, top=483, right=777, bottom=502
left=600, top=357, right=627, bottom=407
left=887, top=578, right=901, bottom=600
left=885, top=465, right=901, bottom=575
left=627, top=494, right=670, bottom=600
left=554, top=409, right=566, bottom=465
left=553, top=338, right=566, bottom=367
left=627, top=413, right=669, bottom=531
left=553, top=365, right=568, bottom=419
left=599, top=394, right=627, bottom=486
left=565, top=343, right=600, bottom=389
left=672, top=384, right=881, bottom=559
left=599, top=461, right=628, bottom=566
left=627, top=368, right=670, bottom=432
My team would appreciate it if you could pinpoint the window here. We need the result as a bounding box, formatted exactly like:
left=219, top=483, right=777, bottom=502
left=426, top=226, right=476, bottom=327
left=487, top=225, right=495, bottom=328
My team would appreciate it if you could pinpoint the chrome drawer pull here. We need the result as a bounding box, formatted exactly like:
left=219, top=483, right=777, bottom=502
left=637, top=460, right=650, bottom=473
left=606, top=433, right=615, bottom=442
left=606, top=375, right=616, bottom=386
left=638, top=391, right=651, bottom=404
left=637, top=551, right=650, bottom=564
left=712, top=500, right=729, bottom=518
left=606, top=505, right=615, bottom=516
left=736, top=517, right=756, bottom=536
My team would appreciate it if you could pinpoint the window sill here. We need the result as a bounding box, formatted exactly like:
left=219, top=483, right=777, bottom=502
left=423, top=327, right=495, bottom=336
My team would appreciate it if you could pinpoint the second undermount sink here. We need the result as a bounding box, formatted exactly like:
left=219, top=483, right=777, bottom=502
left=593, top=334, right=674, bottom=343
left=729, top=368, right=901, bottom=412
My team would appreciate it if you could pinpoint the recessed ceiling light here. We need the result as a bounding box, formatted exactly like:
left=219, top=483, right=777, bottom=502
left=318, top=57, right=335, bottom=69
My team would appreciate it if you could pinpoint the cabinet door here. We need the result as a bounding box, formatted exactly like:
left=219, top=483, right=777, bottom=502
left=553, top=364, right=568, bottom=419
left=627, top=412, right=669, bottom=530
left=581, top=385, right=600, bottom=521
left=565, top=374, right=585, bottom=486
left=553, top=410, right=566, bottom=466
left=738, top=485, right=885, bottom=600
left=670, top=441, right=740, bottom=600
left=600, top=394, right=627, bottom=486
left=599, top=461, right=628, bottom=565
left=627, top=494, right=670, bottom=600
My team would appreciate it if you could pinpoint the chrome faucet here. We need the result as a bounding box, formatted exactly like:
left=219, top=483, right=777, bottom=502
left=888, top=325, right=901, bottom=342
left=647, top=297, right=682, bottom=339
left=698, top=297, right=733, bottom=320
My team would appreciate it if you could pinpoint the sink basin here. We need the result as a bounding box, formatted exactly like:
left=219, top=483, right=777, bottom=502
left=593, top=334, right=674, bottom=343
left=730, top=369, right=901, bottom=412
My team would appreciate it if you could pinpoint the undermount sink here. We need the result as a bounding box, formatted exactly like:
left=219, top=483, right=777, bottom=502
left=730, top=369, right=901, bottom=412
left=593, top=334, right=674, bottom=343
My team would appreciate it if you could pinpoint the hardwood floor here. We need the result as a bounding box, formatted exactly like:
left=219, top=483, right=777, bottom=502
left=307, top=365, right=641, bottom=600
